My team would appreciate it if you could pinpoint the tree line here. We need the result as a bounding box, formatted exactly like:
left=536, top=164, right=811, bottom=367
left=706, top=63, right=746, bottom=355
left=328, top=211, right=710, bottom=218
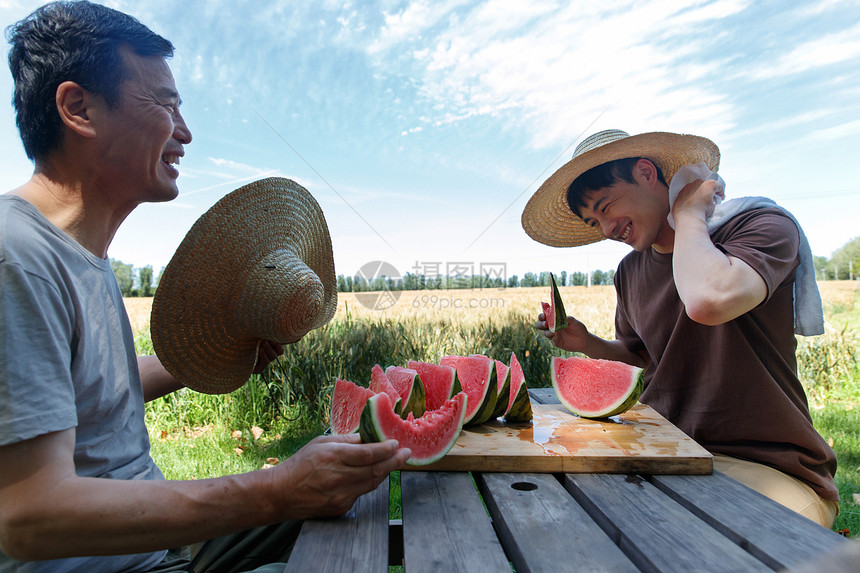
left=336, top=269, right=615, bottom=293
left=814, top=236, right=860, bottom=281
left=110, top=236, right=860, bottom=297
left=110, top=260, right=159, bottom=297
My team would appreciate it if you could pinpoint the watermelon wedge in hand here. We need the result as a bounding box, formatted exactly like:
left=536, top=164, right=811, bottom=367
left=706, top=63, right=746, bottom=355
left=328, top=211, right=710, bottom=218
left=541, top=272, right=568, bottom=333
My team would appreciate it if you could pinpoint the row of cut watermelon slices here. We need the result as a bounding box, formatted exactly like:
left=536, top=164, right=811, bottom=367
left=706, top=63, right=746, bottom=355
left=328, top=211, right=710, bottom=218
left=329, top=353, right=534, bottom=465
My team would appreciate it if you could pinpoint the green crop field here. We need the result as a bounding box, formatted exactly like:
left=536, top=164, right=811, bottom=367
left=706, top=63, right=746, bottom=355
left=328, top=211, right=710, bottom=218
left=130, top=281, right=860, bottom=537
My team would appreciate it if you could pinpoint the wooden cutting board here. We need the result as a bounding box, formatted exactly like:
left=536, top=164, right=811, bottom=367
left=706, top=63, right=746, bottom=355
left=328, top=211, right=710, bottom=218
left=413, top=402, right=713, bottom=474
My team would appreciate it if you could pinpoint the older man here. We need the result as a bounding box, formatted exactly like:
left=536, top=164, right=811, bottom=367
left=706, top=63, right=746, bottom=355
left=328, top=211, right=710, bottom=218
left=0, top=2, right=408, bottom=572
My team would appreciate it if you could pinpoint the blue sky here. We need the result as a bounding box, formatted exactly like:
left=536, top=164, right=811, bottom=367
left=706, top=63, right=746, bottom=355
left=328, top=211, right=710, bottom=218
left=2, top=0, right=859, bottom=281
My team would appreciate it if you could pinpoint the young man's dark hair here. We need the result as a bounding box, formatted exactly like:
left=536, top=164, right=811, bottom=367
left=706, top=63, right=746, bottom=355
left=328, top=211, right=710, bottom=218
left=566, top=157, right=667, bottom=218
left=5, top=0, right=174, bottom=160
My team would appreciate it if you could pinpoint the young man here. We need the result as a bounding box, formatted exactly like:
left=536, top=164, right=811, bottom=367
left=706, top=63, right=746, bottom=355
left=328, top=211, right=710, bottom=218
left=0, top=2, right=409, bottom=572
left=521, top=129, right=838, bottom=528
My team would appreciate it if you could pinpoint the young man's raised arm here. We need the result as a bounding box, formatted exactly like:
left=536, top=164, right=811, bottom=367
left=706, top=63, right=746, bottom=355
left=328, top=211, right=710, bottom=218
left=671, top=179, right=767, bottom=325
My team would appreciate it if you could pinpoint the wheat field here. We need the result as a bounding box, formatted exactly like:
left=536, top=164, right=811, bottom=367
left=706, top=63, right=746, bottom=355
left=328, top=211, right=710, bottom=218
left=126, top=284, right=619, bottom=336
left=125, top=281, right=856, bottom=339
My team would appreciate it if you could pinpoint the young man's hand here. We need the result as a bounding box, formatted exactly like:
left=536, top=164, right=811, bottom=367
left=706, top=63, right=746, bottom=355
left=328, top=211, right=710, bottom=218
left=672, top=178, right=719, bottom=225
left=535, top=311, right=650, bottom=369
left=536, top=311, right=590, bottom=353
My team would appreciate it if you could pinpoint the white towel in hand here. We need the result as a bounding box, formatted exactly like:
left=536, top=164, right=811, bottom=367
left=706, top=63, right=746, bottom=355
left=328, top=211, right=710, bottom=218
left=667, top=162, right=726, bottom=230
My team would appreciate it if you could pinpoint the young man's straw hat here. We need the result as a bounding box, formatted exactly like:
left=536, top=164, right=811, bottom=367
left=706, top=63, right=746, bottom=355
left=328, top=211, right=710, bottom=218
left=521, top=129, right=720, bottom=247
left=151, top=177, right=337, bottom=394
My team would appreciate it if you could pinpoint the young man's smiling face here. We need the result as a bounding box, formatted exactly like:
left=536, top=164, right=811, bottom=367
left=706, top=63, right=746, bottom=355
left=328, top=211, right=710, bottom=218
left=577, top=158, right=675, bottom=253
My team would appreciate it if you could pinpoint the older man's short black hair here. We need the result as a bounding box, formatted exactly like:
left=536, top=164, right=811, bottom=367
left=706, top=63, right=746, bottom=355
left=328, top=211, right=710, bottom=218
left=6, top=0, right=174, bottom=160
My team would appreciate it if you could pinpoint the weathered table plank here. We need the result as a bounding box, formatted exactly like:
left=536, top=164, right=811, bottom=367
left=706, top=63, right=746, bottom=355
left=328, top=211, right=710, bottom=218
left=477, top=471, right=638, bottom=572
left=564, top=473, right=771, bottom=572
left=401, top=471, right=510, bottom=573
left=284, top=476, right=389, bottom=572
left=650, top=472, right=849, bottom=570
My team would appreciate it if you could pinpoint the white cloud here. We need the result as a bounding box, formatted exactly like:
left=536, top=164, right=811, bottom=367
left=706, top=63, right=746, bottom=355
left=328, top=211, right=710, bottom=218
left=368, top=0, right=469, bottom=54
left=363, top=0, right=749, bottom=149
left=810, top=118, right=860, bottom=141
left=747, top=21, right=860, bottom=80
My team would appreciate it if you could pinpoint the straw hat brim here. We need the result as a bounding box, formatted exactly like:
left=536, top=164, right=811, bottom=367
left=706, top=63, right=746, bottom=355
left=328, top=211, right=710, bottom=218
left=521, top=132, right=720, bottom=247
left=151, top=177, right=337, bottom=394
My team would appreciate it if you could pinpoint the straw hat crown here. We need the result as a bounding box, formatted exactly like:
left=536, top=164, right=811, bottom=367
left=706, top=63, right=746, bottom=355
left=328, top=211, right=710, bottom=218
left=151, top=177, right=337, bottom=394
left=521, top=129, right=720, bottom=247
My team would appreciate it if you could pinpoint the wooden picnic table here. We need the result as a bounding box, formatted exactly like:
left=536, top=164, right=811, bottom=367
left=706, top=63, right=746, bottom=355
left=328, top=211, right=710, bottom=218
left=283, top=388, right=850, bottom=572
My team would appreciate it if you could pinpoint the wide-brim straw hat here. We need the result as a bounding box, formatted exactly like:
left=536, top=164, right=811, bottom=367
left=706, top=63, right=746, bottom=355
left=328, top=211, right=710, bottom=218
left=521, top=129, right=720, bottom=247
left=151, top=177, right=337, bottom=394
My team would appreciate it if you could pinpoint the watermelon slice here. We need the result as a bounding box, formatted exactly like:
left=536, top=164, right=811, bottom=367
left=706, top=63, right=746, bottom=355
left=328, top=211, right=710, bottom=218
left=541, top=272, right=568, bottom=333
left=407, top=360, right=462, bottom=410
left=359, top=391, right=468, bottom=465
left=440, top=354, right=497, bottom=426
left=503, top=352, right=533, bottom=422
left=385, top=366, right=426, bottom=419
left=490, top=359, right=512, bottom=418
left=551, top=356, right=644, bottom=418
left=330, top=378, right=378, bottom=435
left=370, top=365, right=403, bottom=415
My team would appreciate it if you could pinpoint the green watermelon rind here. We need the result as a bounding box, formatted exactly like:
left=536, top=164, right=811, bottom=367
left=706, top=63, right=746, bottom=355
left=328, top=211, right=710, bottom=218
left=503, top=353, right=533, bottom=423
left=454, top=355, right=499, bottom=426
left=551, top=356, right=644, bottom=419
left=401, top=374, right=426, bottom=419
left=504, top=383, right=533, bottom=422
left=359, top=392, right=467, bottom=466
left=490, top=360, right=512, bottom=419
left=549, top=273, right=568, bottom=333
left=385, top=366, right=427, bottom=420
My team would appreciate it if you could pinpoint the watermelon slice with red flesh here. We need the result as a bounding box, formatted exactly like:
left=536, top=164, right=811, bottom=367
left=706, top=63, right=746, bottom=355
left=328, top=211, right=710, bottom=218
left=541, top=272, right=568, bottom=333
left=551, top=356, right=644, bottom=419
left=440, top=354, right=497, bottom=426
left=370, top=365, right=403, bottom=415
left=330, top=378, right=378, bottom=435
left=406, top=360, right=462, bottom=410
left=489, top=359, right=511, bottom=418
left=503, top=352, right=533, bottom=422
left=359, top=391, right=468, bottom=465
left=385, top=366, right=426, bottom=419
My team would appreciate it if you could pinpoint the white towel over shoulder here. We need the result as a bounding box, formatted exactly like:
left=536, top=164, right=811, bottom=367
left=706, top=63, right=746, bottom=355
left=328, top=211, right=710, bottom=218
left=667, top=165, right=823, bottom=336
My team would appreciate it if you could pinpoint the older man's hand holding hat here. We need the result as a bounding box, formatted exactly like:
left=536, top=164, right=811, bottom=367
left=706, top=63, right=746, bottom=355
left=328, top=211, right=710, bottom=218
left=152, top=177, right=338, bottom=394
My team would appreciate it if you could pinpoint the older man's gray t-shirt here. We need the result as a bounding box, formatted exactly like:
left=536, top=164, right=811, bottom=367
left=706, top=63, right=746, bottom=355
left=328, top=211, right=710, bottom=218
left=0, top=195, right=166, bottom=572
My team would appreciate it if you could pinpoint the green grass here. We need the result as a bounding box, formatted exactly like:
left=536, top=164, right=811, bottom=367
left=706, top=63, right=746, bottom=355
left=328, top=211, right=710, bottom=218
left=147, top=402, right=324, bottom=480
left=810, top=405, right=860, bottom=536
